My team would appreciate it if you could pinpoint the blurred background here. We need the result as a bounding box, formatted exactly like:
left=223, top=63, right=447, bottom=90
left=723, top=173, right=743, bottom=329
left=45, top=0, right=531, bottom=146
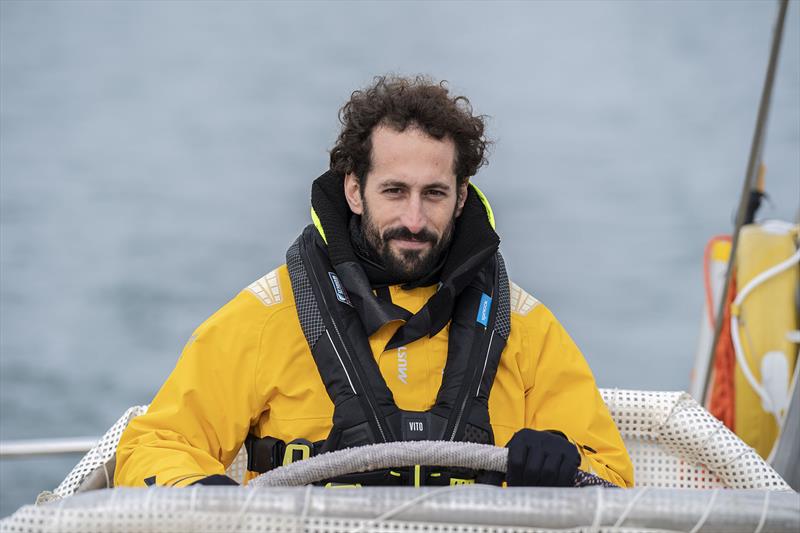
left=1, top=0, right=798, bottom=516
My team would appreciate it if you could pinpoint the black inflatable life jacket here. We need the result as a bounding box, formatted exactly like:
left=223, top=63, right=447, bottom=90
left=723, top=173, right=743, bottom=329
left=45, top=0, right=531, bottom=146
left=245, top=174, right=511, bottom=485
left=285, top=224, right=510, bottom=453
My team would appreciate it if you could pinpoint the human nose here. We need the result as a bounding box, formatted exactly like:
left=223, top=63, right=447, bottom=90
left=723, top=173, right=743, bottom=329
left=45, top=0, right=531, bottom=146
left=400, top=194, right=427, bottom=234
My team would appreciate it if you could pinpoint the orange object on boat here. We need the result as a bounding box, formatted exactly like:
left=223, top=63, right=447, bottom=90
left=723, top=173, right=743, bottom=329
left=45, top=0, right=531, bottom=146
left=708, top=271, right=737, bottom=431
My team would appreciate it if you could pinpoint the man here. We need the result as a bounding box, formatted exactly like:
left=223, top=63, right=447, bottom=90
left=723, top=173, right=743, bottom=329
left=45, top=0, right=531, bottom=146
left=115, top=76, right=633, bottom=489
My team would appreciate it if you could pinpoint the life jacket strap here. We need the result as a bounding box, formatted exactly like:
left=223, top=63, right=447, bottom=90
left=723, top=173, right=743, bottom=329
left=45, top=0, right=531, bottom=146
left=245, top=434, right=323, bottom=474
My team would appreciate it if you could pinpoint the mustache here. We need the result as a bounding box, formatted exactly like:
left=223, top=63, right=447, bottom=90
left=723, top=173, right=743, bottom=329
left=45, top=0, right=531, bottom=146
left=382, top=226, right=437, bottom=244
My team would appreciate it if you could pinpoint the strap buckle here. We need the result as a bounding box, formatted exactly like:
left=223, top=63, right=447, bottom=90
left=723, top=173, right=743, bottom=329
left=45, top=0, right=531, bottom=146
left=244, top=434, right=285, bottom=474
left=282, top=439, right=313, bottom=466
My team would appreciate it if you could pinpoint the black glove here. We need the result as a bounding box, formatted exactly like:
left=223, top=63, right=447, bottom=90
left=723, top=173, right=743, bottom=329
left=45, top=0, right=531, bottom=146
left=505, top=429, right=580, bottom=486
left=191, top=474, right=239, bottom=486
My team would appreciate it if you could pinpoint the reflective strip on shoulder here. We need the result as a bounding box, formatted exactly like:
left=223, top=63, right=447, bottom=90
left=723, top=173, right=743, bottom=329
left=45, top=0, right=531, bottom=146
left=246, top=269, right=283, bottom=307
left=509, top=282, right=540, bottom=316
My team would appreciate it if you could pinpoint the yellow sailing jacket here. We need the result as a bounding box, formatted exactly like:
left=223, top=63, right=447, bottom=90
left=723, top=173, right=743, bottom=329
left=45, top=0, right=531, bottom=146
left=115, top=266, right=634, bottom=488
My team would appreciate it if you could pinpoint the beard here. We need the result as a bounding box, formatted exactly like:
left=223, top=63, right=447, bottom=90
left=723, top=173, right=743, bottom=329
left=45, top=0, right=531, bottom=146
left=361, top=203, right=456, bottom=284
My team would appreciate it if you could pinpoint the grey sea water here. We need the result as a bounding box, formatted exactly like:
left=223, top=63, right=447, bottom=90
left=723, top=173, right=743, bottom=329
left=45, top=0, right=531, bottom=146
left=1, top=0, right=798, bottom=517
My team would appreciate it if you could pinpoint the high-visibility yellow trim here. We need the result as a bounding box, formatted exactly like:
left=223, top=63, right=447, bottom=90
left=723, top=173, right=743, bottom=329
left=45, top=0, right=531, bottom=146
left=430, top=472, right=441, bottom=478
left=449, top=478, right=475, bottom=486
left=282, top=443, right=311, bottom=466
left=470, top=183, right=495, bottom=230
left=389, top=470, right=401, bottom=477
left=413, top=465, right=421, bottom=487
left=324, top=482, right=362, bottom=488
left=311, top=208, right=327, bottom=244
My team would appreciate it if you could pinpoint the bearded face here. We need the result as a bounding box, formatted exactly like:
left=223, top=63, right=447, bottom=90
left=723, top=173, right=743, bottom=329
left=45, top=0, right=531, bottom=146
left=342, top=125, right=469, bottom=284
left=361, top=199, right=457, bottom=283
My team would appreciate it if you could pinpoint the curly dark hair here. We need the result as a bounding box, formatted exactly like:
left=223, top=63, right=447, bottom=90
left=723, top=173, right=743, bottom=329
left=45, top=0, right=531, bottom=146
left=330, top=75, right=490, bottom=185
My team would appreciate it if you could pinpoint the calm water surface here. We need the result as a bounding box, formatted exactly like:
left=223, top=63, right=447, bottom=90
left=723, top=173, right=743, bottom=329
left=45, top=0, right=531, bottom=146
left=1, top=0, right=798, bottom=516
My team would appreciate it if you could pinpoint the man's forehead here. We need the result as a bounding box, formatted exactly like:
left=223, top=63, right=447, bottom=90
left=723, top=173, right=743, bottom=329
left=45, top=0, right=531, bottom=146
left=368, top=125, right=458, bottom=185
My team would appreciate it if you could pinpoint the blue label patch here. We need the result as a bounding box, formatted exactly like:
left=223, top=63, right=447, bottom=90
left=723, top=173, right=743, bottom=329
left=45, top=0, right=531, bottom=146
left=476, top=293, right=492, bottom=326
left=329, top=272, right=352, bottom=306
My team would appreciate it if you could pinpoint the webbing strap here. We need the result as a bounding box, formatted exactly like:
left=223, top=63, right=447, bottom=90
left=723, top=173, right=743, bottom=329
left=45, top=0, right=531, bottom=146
left=285, top=225, right=511, bottom=452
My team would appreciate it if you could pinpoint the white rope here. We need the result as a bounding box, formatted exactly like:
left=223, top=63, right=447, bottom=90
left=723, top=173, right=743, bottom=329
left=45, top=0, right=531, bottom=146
left=589, top=486, right=604, bottom=532
left=53, top=493, right=67, bottom=533
left=734, top=247, right=800, bottom=305
left=142, top=486, right=156, bottom=513
left=697, top=417, right=726, bottom=457
left=347, top=485, right=470, bottom=533
left=753, top=490, right=771, bottom=533
left=106, top=485, right=119, bottom=533
left=612, top=486, right=649, bottom=528
left=296, top=485, right=314, bottom=533
left=231, top=486, right=259, bottom=533
left=688, top=488, right=719, bottom=533
left=102, top=460, right=111, bottom=489
left=697, top=415, right=753, bottom=470
left=188, top=485, right=199, bottom=533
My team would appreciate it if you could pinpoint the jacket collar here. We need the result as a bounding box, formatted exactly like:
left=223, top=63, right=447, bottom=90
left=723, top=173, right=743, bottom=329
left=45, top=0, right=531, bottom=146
left=309, top=170, right=500, bottom=343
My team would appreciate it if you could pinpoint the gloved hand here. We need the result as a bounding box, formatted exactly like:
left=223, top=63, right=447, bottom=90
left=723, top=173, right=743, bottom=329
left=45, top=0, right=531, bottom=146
left=505, top=429, right=580, bottom=486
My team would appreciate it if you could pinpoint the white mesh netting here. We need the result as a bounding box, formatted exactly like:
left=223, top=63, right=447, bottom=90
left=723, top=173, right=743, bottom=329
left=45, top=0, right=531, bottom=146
left=3, top=389, right=796, bottom=532
left=48, top=388, right=789, bottom=497
left=3, top=486, right=799, bottom=533
left=41, top=405, right=148, bottom=501
left=600, top=389, right=789, bottom=490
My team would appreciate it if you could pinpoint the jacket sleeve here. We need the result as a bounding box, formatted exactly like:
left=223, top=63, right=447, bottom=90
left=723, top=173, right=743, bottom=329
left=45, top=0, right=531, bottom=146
left=521, top=306, right=634, bottom=488
left=114, top=292, right=269, bottom=487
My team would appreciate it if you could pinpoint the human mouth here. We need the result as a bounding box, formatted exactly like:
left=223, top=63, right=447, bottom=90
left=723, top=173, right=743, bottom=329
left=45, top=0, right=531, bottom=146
left=391, top=238, right=431, bottom=250
left=383, top=227, right=436, bottom=247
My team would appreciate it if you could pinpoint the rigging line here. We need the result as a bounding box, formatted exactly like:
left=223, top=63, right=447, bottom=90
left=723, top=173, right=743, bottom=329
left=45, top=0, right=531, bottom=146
left=689, top=489, right=720, bottom=533
left=296, top=485, right=314, bottom=533
left=231, top=486, right=260, bottom=533
left=188, top=485, right=199, bottom=533
left=703, top=0, right=790, bottom=402
left=753, top=490, right=771, bottom=533
left=612, top=486, right=650, bottom=528
left=347, top=485, right=471, bottom=533
left=589, top=486, right=604, bottom=533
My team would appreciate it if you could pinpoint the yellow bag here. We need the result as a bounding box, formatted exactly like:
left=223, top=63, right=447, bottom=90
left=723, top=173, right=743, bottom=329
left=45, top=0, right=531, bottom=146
left=734, top=221, right=799, bottom=458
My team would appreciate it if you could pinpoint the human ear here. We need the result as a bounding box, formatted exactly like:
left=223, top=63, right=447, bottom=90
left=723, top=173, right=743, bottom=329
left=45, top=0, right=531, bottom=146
left=455, top=179, right=469, bottom=217
left=344, top=173, right=363, bottom=215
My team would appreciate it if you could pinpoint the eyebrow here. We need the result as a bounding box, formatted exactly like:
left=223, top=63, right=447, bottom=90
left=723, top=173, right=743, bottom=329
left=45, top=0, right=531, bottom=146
left=379, top=179, right=452, bottom=191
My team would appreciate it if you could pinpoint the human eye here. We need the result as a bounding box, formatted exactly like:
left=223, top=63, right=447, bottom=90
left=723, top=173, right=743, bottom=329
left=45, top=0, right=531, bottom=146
left=425, top=189, right=447, bottom=198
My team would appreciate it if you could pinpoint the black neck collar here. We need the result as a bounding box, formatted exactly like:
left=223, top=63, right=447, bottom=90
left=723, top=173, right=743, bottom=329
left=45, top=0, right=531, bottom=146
left=310, top=170, right=500, bottom=344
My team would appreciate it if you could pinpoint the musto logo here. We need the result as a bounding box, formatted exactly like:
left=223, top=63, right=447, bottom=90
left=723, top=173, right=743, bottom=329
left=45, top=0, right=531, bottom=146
left=397, top=346, right=408, bottom=384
